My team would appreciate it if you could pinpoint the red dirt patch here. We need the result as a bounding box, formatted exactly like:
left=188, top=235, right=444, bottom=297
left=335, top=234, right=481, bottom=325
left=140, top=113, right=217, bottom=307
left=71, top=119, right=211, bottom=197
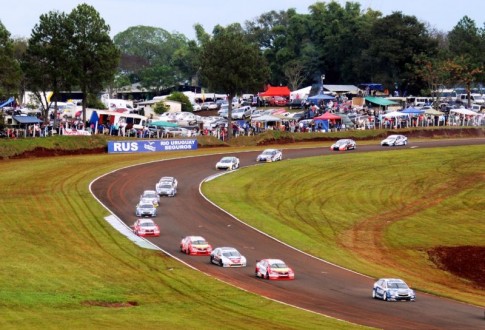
left=428, top=246, right=485, bottom=288
left=82, top=300, right=138, bottom=308
left=9, top=147, right=106, bottom=159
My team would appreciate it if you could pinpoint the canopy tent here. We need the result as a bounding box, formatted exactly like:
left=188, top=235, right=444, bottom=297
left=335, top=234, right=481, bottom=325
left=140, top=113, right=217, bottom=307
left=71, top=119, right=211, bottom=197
left=313, top=112, right=341, bottom=121
left=313, top=112, right=341, bottom=132
left=150, top=120, right=179, bottom=127
left=365, top=96, right=398, bottom=107
left=0, top=96, right=15, bottom=108
left=425, top=108, right=444, bottom=116
left=251, top=114, right=282, bottom=122
left=290, top=86, right=311, bottom=100
left=259, top=85, right=291, bottom=97
left=307, top=94, right=335, bottom=103
left=450, top=109, right=478, bottom=115
left=323, top=85, right=360, bottom=93
left=401, top=107, right=424, bottom=114
left=12, top=115, right=43, bottom=124
left=383, top=111, right=407, bottom=118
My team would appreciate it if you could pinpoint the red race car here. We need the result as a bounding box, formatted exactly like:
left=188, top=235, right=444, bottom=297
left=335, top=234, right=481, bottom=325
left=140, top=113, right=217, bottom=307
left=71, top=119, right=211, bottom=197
left=180, top=236, right=213, bottom=255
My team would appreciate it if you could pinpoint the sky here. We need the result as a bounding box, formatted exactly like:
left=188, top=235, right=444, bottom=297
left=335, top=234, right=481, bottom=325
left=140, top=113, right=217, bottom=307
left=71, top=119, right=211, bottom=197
left=3, top=0, right=485, bottom=40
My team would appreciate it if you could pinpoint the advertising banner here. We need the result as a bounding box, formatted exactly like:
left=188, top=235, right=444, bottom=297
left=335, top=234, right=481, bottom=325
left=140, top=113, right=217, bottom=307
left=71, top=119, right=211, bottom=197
left=108, top=139, right=198, bottom=153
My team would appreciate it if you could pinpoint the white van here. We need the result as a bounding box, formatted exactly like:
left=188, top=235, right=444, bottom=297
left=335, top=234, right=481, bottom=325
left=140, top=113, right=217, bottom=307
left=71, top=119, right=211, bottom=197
left=458, top=93, right=485, bottom=104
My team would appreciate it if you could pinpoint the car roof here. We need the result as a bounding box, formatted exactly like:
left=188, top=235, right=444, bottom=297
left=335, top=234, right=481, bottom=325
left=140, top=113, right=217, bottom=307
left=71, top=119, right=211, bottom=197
left=187, top=235, right=206, bottom=241
left=380, top=278, right=406, bottom=283
left=264, top=258, right=285, bottom=264
left=263, top=148, right=278, bottom=152
left=143, top=190, right=157, bottom=194
left=216, top=247, right=238, bottom=251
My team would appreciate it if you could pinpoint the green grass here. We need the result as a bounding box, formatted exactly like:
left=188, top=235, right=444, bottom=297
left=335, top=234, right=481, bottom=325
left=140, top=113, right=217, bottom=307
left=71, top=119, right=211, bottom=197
left=0, top=150, right=366, bottom=330
left=202, top=145, right=485, bottom=306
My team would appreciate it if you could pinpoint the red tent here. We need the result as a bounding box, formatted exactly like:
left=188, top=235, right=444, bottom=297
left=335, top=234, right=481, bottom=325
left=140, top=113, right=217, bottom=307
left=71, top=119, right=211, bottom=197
left=313, top=112, right=341, bottom=121
left=259, top=85, right=291, bottom=97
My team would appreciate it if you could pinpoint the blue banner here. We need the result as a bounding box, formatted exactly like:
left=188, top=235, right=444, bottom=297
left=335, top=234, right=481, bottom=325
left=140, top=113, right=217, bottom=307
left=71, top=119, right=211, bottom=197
left=108, top=139, right=198, bottom=153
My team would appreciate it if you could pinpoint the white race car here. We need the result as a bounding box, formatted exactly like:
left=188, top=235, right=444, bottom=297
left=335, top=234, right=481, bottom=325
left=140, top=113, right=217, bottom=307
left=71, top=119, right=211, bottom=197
left=215, top=156, right=240, bottom=170
left=381, top=134, right=408, bottom=146
left=135, top=201, right=157, bottom=217
left=140, top=190, right=160, bottom=206
left=210, top=247, right=247, bottom=267
left=256, top=149, right=282, bottom=162
left=372, top=278, right=416, bottom=301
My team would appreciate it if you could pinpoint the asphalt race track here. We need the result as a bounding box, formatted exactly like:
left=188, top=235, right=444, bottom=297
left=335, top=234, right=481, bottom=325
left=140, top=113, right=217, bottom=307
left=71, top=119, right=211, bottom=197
left=91, top=138, right=485, bottom=329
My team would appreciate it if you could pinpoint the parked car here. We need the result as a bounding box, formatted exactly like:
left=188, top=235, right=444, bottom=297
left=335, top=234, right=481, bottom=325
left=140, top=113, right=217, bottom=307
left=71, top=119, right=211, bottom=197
left=215, top=156, right=240, bottom=170
left=330, top=139, right=356, bottom=151
left=180, top=236, right=212, bottom=255
left=131, top=218, right=160, bottom=237
left=201, top=102, right=219, bottom=110
left=381, top=134, right=408, bottom=146
left=255, top=258, right=295, bottom=280
left=269, top=96, right=288, bottom=107
left=288, top=99, right=304, bottom=109
left=135, top=201, right=157, bottom=217
left=192, top=103, right=202, bottom=112
left=256, top=149, right=283, bottom=162
left=140, top=190, right=160, bottom=206
left=372, top=278, right=416, bottom=301
left=231, top=106, right=253, bottom=120
left=210, top=247, right=247, bottom=267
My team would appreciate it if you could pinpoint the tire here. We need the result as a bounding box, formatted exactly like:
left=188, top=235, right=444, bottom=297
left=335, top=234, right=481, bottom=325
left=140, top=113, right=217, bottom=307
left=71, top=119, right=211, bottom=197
left=372, top=289, right=376, bottom=299
left=382, top=291, right=387, bottom=301
left=219, top=259, right=223, bottom=267
left=210, top=256, right=214, bottom=264
left=265, top=272, right=270, bottom=280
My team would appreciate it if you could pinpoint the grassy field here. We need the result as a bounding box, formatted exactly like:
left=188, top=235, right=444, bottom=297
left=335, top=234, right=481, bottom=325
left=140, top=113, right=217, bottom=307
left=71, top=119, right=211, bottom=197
left=0, top=149, right=367, bottom=330
left=202, top=145, right=485, bottom=306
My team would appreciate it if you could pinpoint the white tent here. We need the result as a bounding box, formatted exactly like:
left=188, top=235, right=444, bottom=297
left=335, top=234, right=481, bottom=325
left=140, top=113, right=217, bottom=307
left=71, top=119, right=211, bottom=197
left=383, top=111, right=407, bottom=118
left=252, top=115, right=282, bottom=122
left=450, top=109, right=478, bottom=115
left=290, top=86, right=311, bottom=100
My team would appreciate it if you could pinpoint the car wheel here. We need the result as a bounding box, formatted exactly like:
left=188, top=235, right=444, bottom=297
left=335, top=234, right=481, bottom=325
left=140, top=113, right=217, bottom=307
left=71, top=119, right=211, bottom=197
left=210, top=256, right=214, bottom=264
left=382, top=291, right=387, bottom=301
left=372, top=289, right=376, bottom=299
left=265, top=272, right=270, bottom=280
left=219, top=259, right=223, bottom=267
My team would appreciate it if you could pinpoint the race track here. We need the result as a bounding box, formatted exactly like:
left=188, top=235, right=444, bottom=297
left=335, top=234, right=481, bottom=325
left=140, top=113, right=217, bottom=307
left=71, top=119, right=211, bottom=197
left=91, top=138, right=485, bottom=329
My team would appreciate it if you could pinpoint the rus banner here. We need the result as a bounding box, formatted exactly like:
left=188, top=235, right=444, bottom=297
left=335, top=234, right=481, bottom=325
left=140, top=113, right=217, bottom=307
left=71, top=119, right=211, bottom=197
left=108, top=139, right=198, bottom=153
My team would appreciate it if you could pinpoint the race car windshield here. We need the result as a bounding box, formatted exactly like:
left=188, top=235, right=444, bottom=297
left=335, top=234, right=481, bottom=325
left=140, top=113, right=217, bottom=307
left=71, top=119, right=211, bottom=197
left=140, top=204, right=153, bottom=209
left=221, top=158, right=232, bottom=163
left=388, top=282, right=408, bottom=289
left=262, top=150, right=274, bottom=155
left=160, top=184, right=172, bottom=189
left=193, top=240, right=207, bottom=245
left=271, top=262, right=287, bottom=268
left=223, top=251, right=240, bottom=257
left=141, top=222, right=154, bottom=227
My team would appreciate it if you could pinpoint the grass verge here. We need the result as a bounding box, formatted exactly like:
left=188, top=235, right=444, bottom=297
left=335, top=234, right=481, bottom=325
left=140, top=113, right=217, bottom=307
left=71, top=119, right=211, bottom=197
left=0, top=150, right=366, bottom=329
left=202, top=145, right=485, bottom=306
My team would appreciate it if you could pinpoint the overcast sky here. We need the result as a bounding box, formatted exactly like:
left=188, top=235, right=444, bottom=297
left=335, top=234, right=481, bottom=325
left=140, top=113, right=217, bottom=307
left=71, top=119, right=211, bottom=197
left=3, top=0, right=485, bottom=40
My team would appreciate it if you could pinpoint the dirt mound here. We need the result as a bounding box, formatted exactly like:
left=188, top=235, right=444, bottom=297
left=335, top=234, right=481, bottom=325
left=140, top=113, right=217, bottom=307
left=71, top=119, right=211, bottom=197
left=428, top=246, right=485, bottom=288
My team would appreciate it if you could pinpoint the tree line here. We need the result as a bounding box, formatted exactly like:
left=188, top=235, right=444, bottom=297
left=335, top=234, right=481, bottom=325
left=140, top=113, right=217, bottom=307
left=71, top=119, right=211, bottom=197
left=1, top=1, right=485, bottom=119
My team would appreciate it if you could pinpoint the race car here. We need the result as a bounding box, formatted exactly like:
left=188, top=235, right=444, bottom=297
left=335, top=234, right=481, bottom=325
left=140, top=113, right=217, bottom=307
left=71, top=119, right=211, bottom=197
left=255, top=258, right=295, bottom=280
left=330, top=139, right=356, bottom=151
left=156, top=180, right=177, bottom=197
left=131, top=218, right=160, bottom=237
left=215, top=156, right=240, bottom=170
left=372, top=278, right=416, bottom=301
left=256, top=149, right=283, bottom=162
left=140, top=190, right=160, bottom=206
left=180, top=236, right=212, bottom=255
left=210, top=247, right=247, bottom=267
left=381, top=134, right=408, bottom=146
left=135, top=201, right=157, bottom=217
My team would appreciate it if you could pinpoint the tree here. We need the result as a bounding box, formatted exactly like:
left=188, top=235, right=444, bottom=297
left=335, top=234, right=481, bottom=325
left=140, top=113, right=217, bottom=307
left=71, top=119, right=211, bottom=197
left=166, top=91, right=193, bottom=112
left=68, top=4, right=120, bottom=125
left=21, top=11, right=72, bottom=124
left=199, top=24, right=269, bottom=140
left=445, top=55, right=483, bottom=108
left=0, top=22, right=22, bottom=101
left=283, top=60, right=306, bottom=90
